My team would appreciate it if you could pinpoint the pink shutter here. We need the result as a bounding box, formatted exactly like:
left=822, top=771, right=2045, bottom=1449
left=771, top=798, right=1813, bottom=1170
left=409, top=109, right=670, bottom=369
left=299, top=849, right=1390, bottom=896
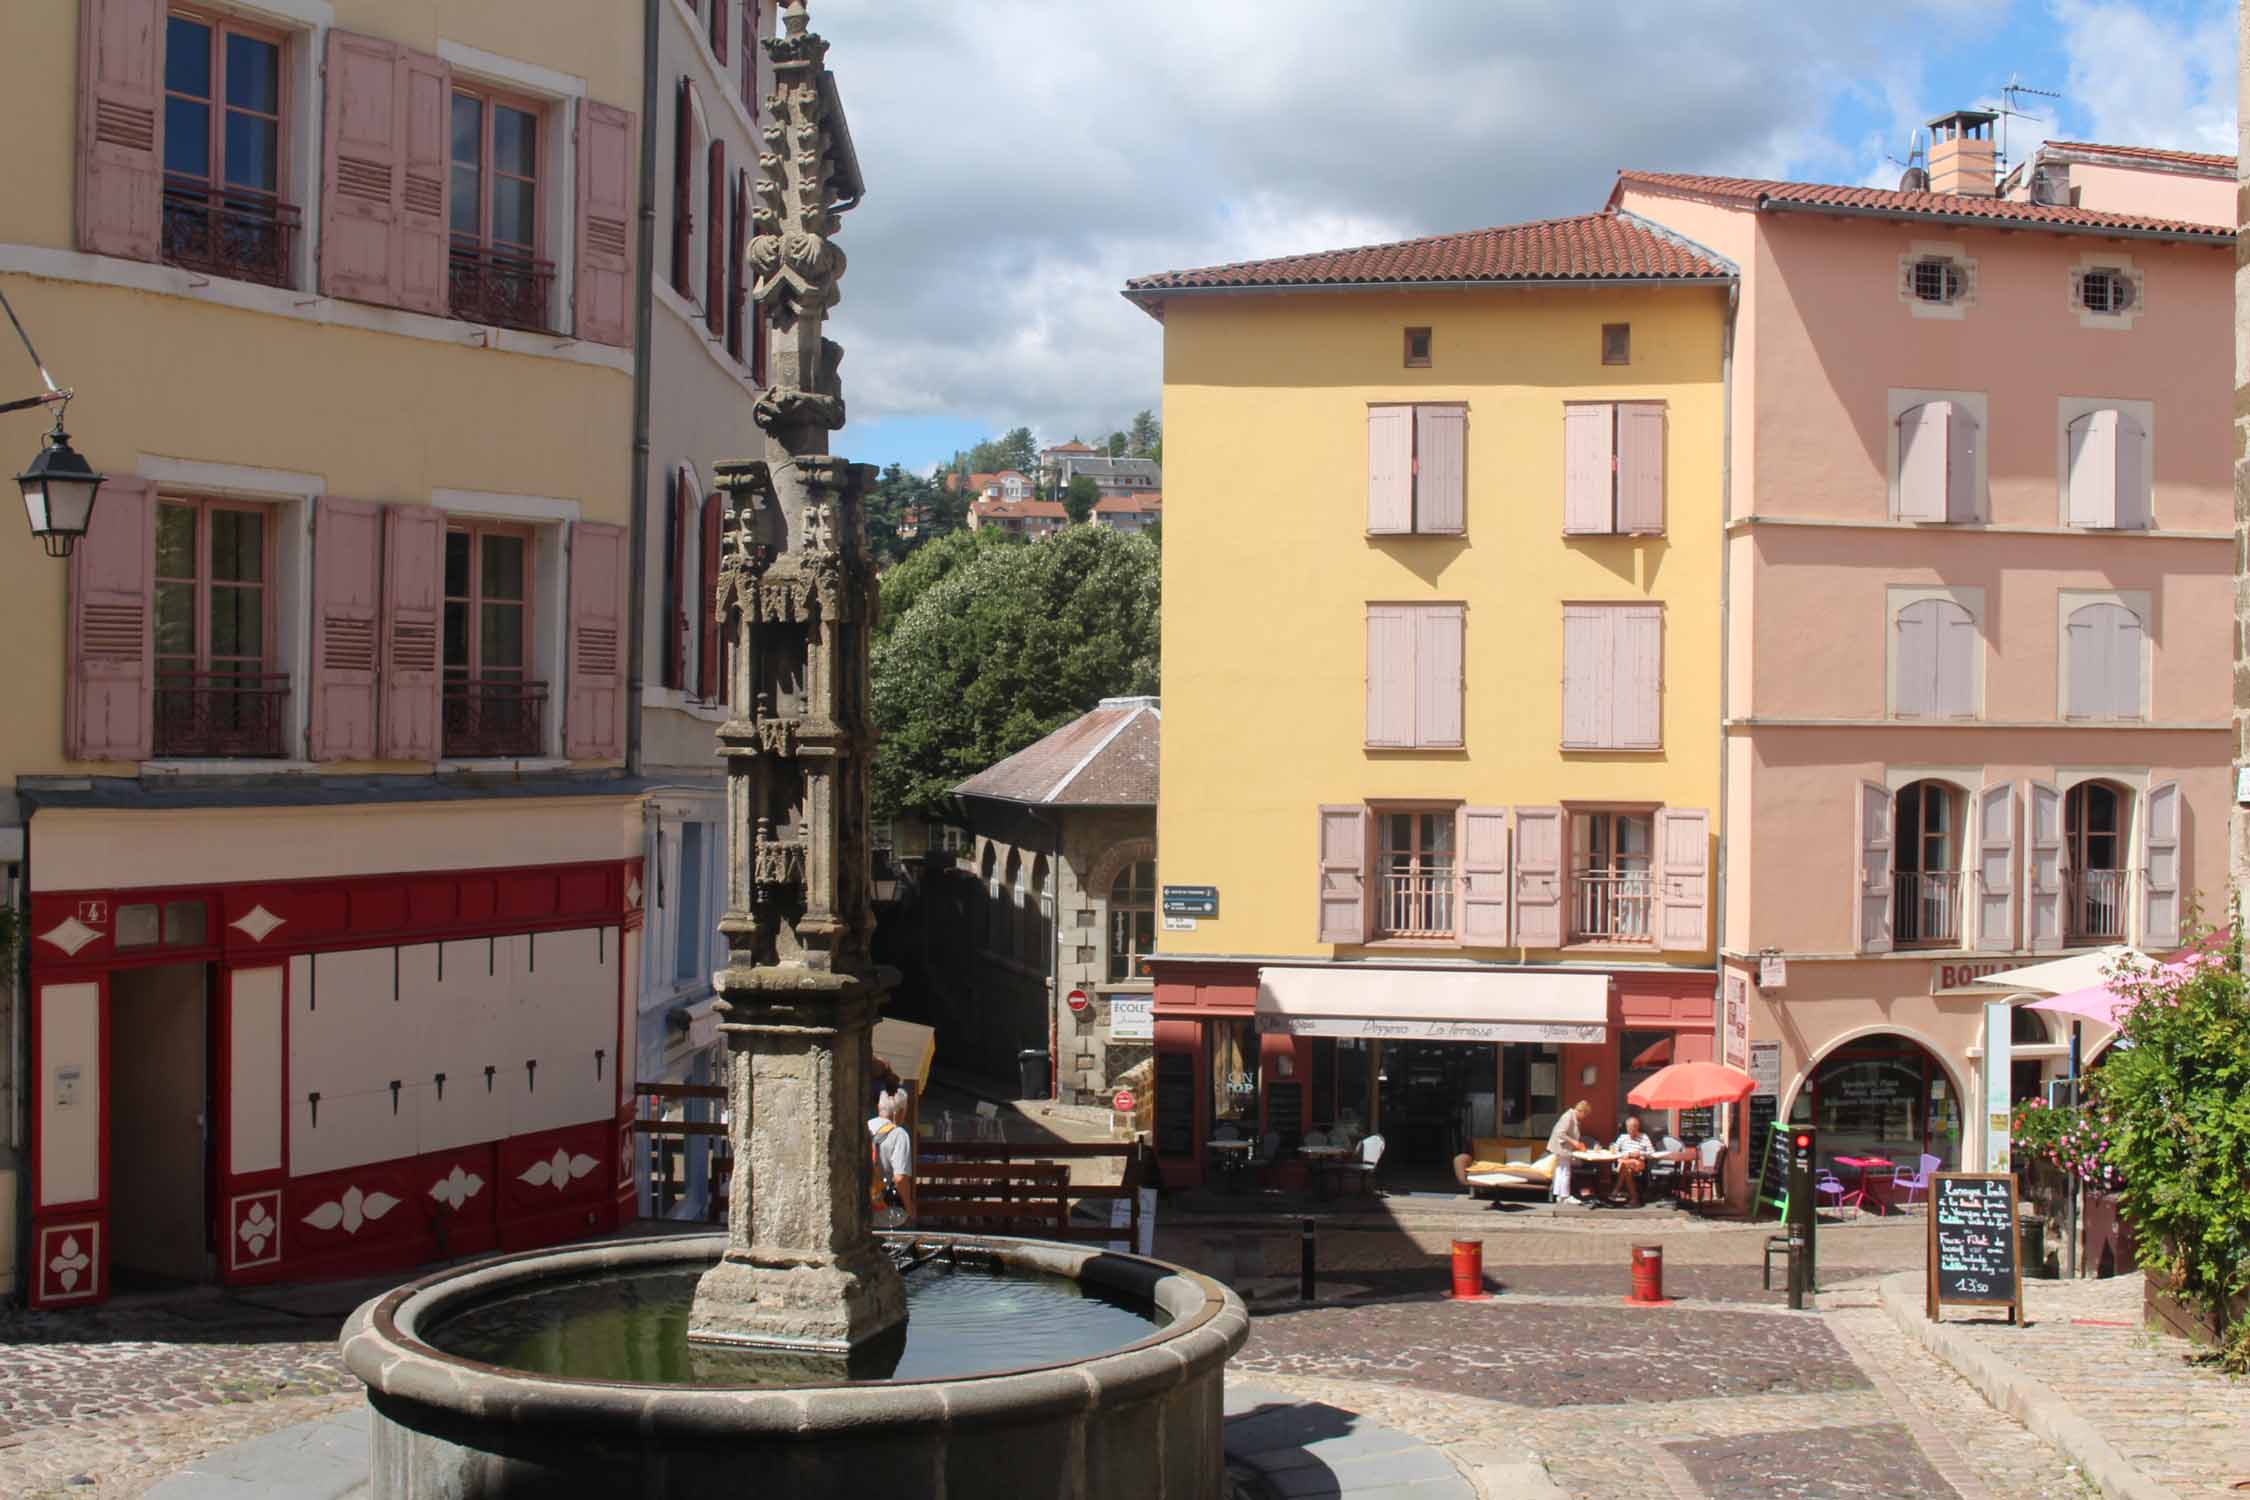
left=697, top=492, right=723, bottom=701
left=2023, top=780, right=2063, bottom=952
left=1415, top=605, right=1463, bottom=748
left=574, top=102, right=635, bottom=346
left=1366, top=407, right=1411, bottom=534
left=309, top=498, right=382, bottom=761
left=1934, top=600, right=1978, bottom=718
left=395, top=49, right=451, bottom=316
left=1513, top=806, right=1564, bottom=947
left=1456, top=806, right=1510, bottom=946
left=711, top=0, right=730, bottom=65
left=1895, top=402, right=1948, bottom=522
left=1893, top=599, right=1935, bottom=716
left=705, top=137, right=726, bottom=335
left=1560, top=605, right=1609, bottom=749
left=1857, top=781, right=1893, bottom=953
left=1655, top=807, right=1708, bottom=951
left=321, top=32, right=402, bottom=302
left=743, top=2, right=762, bottom=110
left=2106, top=605, right=2145, bottom=721
left=1975, top=782, right=2016, bottom=952
left=672, top=78, right=695, bottom=294
left=76, top=0, right=164, bottom=260
left=378, top=505, right=442, bottom=760
left=2141, top=780, right=2180, bottom=949
left=2065, top=411, right=2117, bottom=528
left=2063, top=606, right=2101, bottom=719
left=1944, top=403, right=1980, bottom=522
left=1615, top=402, right=1666, bottom=534
left=1363, top=606, right=1413, bottom=747
left=1316, top=805, right=1370, bottom=945
left=1414, top=405, right=1465, bottom=534
left=1562, top=404, right=1614, bottom=534
left=2112, top=410, right=2149, bottom=529
left=566, top=522, right=627, bottom=759
left=1615, top=605, right=1661, bottom=749
left=65, top=477, right=155, bottom=761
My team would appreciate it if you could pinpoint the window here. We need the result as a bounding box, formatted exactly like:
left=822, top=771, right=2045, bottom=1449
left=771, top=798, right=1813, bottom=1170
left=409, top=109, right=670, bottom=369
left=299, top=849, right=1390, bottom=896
left=981, top=845, right=1002, bottom=952
left=1365, top=603, right=1464, bottom=748
left=1375, top=810, right=1454, bottom=939
left=2063, top=600, right=2145, bottom=721
left=153, top=496, right=286, bottom=757
left=2064, top=407, right=2150, bottom=529
left=1025, top=855, right=1050, bottom=971
left=1898, top=248, right=1975, bottom=320
left=116, top=898, right=209, bottom=950
left=2075, top=266, right=2138, bottom=317
left=1211, top=1017, right=1258, bottom=1125
left=162, top=12, right=296, bottom=286
left=1893, top=781, right=1963, bottom=948
left=1601, top=323, right=1630, bottom=365
left=1366, top=404, right=1465, bottom=535
left=2064, top=782, right=2129, bottom=944
left=1909, top=257, right=1965, bottom=304
left=672, top=821, right=708, bottom=983
left=1570, top=811, right=1653, bottom=943
left=1893, top=398, right=1980, bottom=523
left=1562, top=402, right=1664, bottom=534
left=1108, top=859, right=1155, bottom=982
left=449, top=88, right=551, bottom=330
left=442, top=522, right=543, bottom=756
left=1890, top=594, right=1978, bottom=719
left=1403, top=326, right=1432, bottom=367
left=1561, top=603, right=1661, bottom=750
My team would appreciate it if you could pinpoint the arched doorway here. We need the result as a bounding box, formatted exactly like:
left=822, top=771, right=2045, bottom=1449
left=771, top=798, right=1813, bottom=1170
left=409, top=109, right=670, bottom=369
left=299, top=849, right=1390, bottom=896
left=1787, top=1032, right=1962, bottom=1172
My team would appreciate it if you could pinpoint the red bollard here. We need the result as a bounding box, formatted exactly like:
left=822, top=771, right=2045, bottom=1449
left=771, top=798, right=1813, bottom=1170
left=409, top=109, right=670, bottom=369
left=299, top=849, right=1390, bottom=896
left=1448, top=1238, right=1490, bottom=1301
left=1626, top=1243, right=1673, bottom=1306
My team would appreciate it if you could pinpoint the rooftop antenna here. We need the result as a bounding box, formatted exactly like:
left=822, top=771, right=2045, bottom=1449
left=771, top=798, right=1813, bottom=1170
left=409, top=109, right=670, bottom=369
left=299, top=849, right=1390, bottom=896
left=1885, top=128, right=1928, bottom=192
left=1994, top=74, right=2062, bottom=177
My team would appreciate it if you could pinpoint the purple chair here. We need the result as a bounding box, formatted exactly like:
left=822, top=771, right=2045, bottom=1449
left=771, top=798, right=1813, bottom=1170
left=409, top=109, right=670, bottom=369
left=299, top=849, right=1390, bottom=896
left=1813, top=1170, right=1862, bottom=1218
left=1889, top=1154, right=1940, bottom=1209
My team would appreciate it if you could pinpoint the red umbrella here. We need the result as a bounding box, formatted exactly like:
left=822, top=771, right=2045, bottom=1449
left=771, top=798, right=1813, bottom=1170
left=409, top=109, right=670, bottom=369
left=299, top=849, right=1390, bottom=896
left=1627, top=1060, right=1755, bottom=1111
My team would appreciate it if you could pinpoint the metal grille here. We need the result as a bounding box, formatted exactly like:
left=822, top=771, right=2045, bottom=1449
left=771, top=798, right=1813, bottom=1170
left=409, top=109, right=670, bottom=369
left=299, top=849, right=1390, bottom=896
left=1893, top=870, right=1963, bottom=947
left=153, top=671, right=290, bottom=758
left=2068, top=868, right=2129, bottom=943
left=1377, top=862, right=1454, bottom=938
left=2081, top=269, right=2134, bottom=315
left=441, top=678, right=549, bottom=758
left=1911, top=257, right=1962, bottom=304
left=1572, top=871, right=1654, bottom=943
left=448, top=241, right=557, bottom=332
left=161, top=179, right=299, bottom=288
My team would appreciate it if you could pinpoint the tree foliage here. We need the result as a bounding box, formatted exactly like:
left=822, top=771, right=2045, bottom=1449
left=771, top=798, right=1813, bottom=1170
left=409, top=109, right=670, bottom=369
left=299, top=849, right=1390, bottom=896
left=870, top=525, right=1013, bottom=649
left=962, top=426, right=1039, bottom=477
left=1127, top=409, right=1161, bottom=458
left=1063, top=474, right=1101, bottom=525
left=872, top=525, right=1160, bottom=823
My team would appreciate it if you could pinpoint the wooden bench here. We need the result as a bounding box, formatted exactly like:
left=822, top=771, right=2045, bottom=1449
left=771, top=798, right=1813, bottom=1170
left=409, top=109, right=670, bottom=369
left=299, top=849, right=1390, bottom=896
left=918, top=1140, right=1153, bottom=1247
left=632, top=1081, right=731, bottom=1224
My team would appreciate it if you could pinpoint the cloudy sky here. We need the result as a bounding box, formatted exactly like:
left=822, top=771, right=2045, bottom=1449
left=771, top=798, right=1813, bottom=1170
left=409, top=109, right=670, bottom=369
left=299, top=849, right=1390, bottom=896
left=807, top=0, right=2236, bottom=476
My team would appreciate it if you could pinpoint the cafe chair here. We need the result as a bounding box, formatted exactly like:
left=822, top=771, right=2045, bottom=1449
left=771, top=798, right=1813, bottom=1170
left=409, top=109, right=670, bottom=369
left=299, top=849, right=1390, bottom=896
left=1889, top=1154, right=1940, bottom=1211
left=1344, top=1133, right=1386, bottom=1197
left=1813, top=1169, right=1862, bottom=1219
left=1683, top=1138, right=1726, bottom=1203
left=1647, top=1136, right=1688, bottom=1198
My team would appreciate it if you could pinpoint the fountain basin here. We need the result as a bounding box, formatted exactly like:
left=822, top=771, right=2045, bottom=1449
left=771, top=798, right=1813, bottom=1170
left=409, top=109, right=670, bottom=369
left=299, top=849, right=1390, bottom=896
left=342, top=1231, right=1248, bottom=1499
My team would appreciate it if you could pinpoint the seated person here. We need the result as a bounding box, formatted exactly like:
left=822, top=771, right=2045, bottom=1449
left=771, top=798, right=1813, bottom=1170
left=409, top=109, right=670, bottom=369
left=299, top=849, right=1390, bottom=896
left=1609, top=1113, right=1659, bottom=1206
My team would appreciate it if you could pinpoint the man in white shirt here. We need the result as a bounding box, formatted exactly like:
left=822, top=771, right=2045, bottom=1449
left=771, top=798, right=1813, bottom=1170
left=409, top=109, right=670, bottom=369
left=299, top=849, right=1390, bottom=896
left=1545, top=1100, right=1591, bottom=1205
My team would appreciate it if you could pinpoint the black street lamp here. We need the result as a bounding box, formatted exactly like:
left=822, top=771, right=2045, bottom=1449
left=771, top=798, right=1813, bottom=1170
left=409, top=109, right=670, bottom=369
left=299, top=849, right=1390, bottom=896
left=1, top=284, right=101, bottom=558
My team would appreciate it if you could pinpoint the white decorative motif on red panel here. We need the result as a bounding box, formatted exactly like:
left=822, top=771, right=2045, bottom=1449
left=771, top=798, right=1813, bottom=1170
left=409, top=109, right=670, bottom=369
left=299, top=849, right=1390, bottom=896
left=520, top=1148, right=598, bottom=1191
left=302, top=1185, right=401, bottom=1235
left=229, top=905, right=287, bottom=943
left=430, top=1166, right=485, bottom=1210
left=617, top=1122, right=635, bottom=1189
left=626, top=875, right=643, bottom=910
left=231, top=1192, right=282, bottom=1268
left=47, top=1232, right=92, bottom=1290
left=39, top=916, right=100, bottom=956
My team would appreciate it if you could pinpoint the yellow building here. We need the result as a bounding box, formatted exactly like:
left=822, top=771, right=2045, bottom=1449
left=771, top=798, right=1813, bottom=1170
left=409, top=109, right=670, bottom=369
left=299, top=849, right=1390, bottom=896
left=1124, top=212, right=1735, bottom=1189
left=0, top=0, right=660, bottom=1304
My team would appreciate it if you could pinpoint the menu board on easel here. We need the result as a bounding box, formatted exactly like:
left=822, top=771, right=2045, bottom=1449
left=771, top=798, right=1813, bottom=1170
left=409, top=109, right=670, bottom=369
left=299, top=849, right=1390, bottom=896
left=1927, top=1172, right=2022, bottom=1325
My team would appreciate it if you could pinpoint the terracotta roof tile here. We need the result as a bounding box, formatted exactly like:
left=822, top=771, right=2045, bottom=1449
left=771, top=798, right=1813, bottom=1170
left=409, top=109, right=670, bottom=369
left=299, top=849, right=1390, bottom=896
left=2040, top=140, right=2235, bottom=174
left=954, top=699, right=1159, bottom=807
left=1124, top=210, right=1734, bottom=300
left=1614, top=169, right=2231, bottom=239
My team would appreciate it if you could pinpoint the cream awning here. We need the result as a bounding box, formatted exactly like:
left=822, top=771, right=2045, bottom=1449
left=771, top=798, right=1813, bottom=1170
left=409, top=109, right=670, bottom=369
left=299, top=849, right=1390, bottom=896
left=1255, top=966, right=1608, bottom=1044
left=874, top=1017, right=937, bottom=1086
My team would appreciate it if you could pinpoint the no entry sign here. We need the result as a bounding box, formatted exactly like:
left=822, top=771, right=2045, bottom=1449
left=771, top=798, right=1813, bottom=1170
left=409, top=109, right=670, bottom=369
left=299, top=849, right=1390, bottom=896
left=1113, top=1089, right=1136, bottom=1113
left=1066, top=988, right=1090, bottom=1015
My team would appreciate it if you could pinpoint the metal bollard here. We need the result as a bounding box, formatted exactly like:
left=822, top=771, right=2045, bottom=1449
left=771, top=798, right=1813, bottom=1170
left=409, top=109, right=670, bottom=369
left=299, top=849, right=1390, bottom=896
left=1787, top=1234, right=1809, bottom=1311
left=1299, top=1217, right=1316, bottom=1302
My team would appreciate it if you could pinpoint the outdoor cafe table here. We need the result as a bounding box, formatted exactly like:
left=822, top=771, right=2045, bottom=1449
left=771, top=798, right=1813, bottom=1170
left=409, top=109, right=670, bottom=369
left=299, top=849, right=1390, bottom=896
left=1834, top=1155, right=1897, bottom=1215
left=1573, top=1149, right=1623, bottom=1201
left=1298, top=1143, right=1353, bottom=1198
left=1206, top=1139, right=1254, bottom=1193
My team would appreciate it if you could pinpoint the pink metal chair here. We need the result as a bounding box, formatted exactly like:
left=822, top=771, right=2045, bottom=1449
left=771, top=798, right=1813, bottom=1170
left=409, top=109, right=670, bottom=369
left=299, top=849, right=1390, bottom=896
left=1813, top=1169, right=1862, bottom=1218
left=1889, top=1154, right=1940, bottom=1209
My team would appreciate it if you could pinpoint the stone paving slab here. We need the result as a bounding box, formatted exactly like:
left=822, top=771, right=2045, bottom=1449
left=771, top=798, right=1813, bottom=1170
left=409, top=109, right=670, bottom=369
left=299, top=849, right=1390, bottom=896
left=1662, top=1421, right=1952, bottom=1499
left=142, top=1407, right=368, bottom=1499
left=1224, top=1381, right=1492, bottom=1498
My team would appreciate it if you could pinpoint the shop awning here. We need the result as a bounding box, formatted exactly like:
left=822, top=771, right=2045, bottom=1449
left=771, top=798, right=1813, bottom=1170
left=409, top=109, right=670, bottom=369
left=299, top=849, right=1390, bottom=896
left=1254, top=967, right=1608, bottom=1043
left=874, top=1017, right=937, bottom=1088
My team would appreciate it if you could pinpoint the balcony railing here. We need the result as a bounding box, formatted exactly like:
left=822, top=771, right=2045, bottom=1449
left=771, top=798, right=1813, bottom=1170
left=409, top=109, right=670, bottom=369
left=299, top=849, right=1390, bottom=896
left=442, top=678, right=549, bottom=759
left=1377, top=862, right=1455, bottom=939
left=1572, top=870, right=1654, bottom=944
left=161, top=178, right=300, bottom=287
left=449, top=240, right=556, bottom=332
left=153, top=671, right=290, bottom=758
left=2068, top=868, right=2129, bottom=944
left=1893, top=870, right=1964, bottom=948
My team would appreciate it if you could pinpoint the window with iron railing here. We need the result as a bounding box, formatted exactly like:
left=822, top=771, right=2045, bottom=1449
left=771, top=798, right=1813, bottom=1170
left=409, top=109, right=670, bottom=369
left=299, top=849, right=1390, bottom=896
left=162, top=13, right=298, bottom=287
left=153, top=496, right=287, bottom=757
left=2065, top=781, right=2130, bottom=944
left=448, top=89, right=554, bottom=330
left=1893, top=780, right=1963, bottom=948
left=1376, top=810, right=1455, bottom=939
left=442, top=523, right=544, bottom=757
left=1570, top=811, right=1653, bottom=943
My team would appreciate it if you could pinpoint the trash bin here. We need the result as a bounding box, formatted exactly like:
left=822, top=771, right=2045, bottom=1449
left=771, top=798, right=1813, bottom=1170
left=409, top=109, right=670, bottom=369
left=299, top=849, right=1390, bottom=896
left=1018, top=1048, right=1051, bottom=1100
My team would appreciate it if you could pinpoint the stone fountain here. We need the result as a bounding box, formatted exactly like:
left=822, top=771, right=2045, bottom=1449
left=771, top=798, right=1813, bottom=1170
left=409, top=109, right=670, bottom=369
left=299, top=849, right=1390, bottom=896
left=337, top=7, right=1244, bottom=1496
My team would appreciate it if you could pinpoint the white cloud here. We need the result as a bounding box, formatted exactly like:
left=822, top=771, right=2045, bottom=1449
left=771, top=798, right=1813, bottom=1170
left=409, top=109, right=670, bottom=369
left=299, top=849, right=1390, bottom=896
left=2050, top=0, right=2236, bottom=153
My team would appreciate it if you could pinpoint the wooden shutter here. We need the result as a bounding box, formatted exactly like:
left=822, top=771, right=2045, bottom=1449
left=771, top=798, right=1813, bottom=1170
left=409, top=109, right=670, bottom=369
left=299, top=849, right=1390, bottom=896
left=76, top=0, right=164, bottom=260
left=1934, top=600, right=1977, bottom=718
left=1456, top=806, right=1510, bottom=945
left=711, top=0, right=730, bottom=65
left=2023, top=780, right=2063, bottom=952
left=705, top=137, right=726, bottom=335
left=1562, top=403, right=1614, bottom=534
left=320, top=33, right=448, bottom=311
left=1975, top=782, right=2016, bottom=952
left=1513, top=806, right=1564, bottom=947
left=2141, top=780, right=2180, bottom=949
left=566, top=522, right=627, bottom=759
left=1857, top=781, right=1893, bottom=953
left=1315, top=805, right=1369, bottom=945
left=1415, top=605, right=1464, bottom=748
left=377, top=505, right=443, bottom=760
left=1615, top=605, right=1662, bottom=749
left=309, top=498, right=381, bottom=761
left=1944, top=404, right=1979, bottom=522
left=672, top=78, right=695, bottom=295
left=1366, top=407, right=1411, bottom=534
left=2065, top=602, right=2144, bottom=721
left=1655, top=807, right=1708, bottom=951
left=64, top=477, right=155, bottom=761
left=725, top=169, right=746, bottom=359
left=395, top=49, right=451, bottom=315
left=1560, top=605, right=1609, bottom=749
left=2065, top=410, right=2118, bottom=528
left=1615, top=402, right=1666, bottom=534
left=663, top=471, right=689, bottom=690
left=574, top=102, right=635, bottom=347
left=697, top=492, right=724, bottom=701
left=1895, top=401, right=1949, bottom=522
left=2112, top=410, right=2149, bottom=529
left=743, top=2, right=762, bottom=111
left=1414, top=405, right=1465, bottom=535
left=1363, top=605, right=1413, bottom=747
left=1893, top=599, right=1936, bottom=717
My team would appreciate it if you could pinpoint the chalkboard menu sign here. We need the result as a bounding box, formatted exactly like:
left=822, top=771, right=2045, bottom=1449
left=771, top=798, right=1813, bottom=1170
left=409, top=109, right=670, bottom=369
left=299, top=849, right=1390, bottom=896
left=1754, top=1120, right=1789, bottom=1217
left=1676, top=1106, right=1716, bottom=1146
left=1264, top=1081, right=1304, bottom=1150
left=1927, top=1172, right=2022, bottom=1325
left=1747, top=1093, right=1777, bottom=1146
left=1155, top=1052, right=1194, bottom=1157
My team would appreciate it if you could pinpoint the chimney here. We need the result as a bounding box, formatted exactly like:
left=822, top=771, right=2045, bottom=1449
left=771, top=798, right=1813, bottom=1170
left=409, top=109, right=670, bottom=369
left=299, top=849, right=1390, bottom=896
left=1925, top=109, right=1998, bottom=196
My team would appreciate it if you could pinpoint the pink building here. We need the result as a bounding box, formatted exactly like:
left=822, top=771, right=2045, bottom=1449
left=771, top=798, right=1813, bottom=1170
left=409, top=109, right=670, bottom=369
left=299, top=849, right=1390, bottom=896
left=1615, top=121, right=2234, bottom=1190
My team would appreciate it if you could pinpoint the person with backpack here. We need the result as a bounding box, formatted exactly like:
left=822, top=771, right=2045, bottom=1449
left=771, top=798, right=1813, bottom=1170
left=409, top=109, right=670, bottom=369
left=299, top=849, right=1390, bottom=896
left=868, top=1089, right=915, bottom=1227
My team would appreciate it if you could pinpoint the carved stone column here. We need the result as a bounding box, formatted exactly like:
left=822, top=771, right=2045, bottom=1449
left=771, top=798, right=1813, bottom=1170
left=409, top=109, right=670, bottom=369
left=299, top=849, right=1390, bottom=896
left=688, top=0, right=901, bottom=1353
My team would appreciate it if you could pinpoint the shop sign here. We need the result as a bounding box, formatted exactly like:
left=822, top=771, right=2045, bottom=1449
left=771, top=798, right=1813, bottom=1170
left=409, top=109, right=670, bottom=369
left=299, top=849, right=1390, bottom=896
left=1748, top=1040, right=1781, bottom=1098
left=1757, top=952, right=1787, bottom=990
left=1932, top=960, right=2015, bottom=993
left=1983, top=1000, right=2013, bottom=1173
left=1161, top=885, right=1219, bottom=918
left=1722, top=974, right=1750, bottom=1071
left=1066, top=988, right=1090, bottom=1015
left=1109, top=996, right=1154, bottom=1040
left=1253, top=1013, right=1605, bottom=1044
left=1112, top=1089, right=1136, bottom=1113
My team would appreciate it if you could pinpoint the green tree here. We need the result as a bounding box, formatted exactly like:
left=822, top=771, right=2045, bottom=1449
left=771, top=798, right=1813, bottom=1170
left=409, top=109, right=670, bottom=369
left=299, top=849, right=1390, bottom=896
left=996, top=425, right=1038, bottom=475
left=1063, top=474, right=1101, bottom=525
left=872, top=525, right=1011, bottom=646
left=1105, top=430, right=1129, bottom=457
left=872, top=526, right=1159, bottom=823
left=1127, top=409, right=1160, bottom=458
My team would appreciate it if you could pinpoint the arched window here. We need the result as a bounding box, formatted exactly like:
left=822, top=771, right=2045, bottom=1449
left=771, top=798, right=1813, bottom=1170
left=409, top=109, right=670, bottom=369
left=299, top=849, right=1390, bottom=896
left=1026, top=855, right=1051, bottom=972
left=1892, top=596, right=1978, bottom=718
left=981, top=844, right=1001, bottom=953
left=1003, top=849, right=1023, bottom=958
left=2063, top=602, right=2145, bottom=721
left=2065, top=781, right=2130, bottom=943
left=1893, top=780, right=1963, bottom=948
left=1108, top=859, right=1156, bottom=982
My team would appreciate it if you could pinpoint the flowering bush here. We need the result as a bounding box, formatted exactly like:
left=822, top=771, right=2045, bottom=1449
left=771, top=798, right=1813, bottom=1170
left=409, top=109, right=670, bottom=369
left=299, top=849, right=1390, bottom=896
left=2010, top=1099, right=2121, bottom=1192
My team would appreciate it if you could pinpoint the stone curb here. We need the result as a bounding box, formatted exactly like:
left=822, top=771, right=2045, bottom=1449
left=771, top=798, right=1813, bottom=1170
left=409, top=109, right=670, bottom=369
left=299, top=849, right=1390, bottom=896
left=1875, top=1270, right=2181, bottom=1500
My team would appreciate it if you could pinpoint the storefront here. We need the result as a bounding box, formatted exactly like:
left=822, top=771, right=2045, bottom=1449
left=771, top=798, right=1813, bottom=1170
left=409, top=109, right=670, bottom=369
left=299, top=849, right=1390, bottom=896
left=1150, top=960, right=1715, bottom=1189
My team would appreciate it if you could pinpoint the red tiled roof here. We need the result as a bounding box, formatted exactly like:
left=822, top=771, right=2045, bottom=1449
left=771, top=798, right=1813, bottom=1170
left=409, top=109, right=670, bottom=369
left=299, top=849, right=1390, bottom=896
left=2040, top=140, right=2234, bottom=174
left=1095, top=493, right=1162, bottom=514
left=955, top=698, right=1159, bottom=807
left=1124, top=211, right=1734, bottom=302
left=972, top=497, right=1067, bottom=519
left=1613, top=169, right=2230, bottom=239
